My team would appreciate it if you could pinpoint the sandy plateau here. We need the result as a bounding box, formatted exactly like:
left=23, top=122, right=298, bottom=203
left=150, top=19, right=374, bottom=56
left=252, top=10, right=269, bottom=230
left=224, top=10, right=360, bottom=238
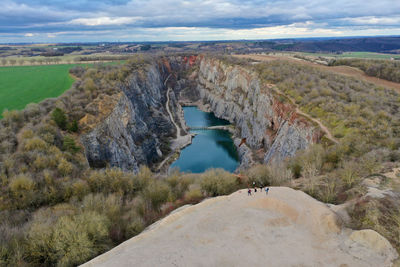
left=82, top=187, right=398, bottom=267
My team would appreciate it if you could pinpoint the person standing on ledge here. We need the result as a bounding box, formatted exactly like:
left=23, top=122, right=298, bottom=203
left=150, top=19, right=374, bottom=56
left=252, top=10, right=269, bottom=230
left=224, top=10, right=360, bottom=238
left=265, top=187, right=269, bottom=195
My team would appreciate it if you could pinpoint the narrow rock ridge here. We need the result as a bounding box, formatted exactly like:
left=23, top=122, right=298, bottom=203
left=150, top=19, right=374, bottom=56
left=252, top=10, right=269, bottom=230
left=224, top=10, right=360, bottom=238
left=189, top=56, right=323, bottom=168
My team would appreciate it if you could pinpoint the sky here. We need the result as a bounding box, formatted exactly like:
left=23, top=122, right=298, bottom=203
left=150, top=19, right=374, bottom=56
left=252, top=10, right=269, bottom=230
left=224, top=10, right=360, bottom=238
left=1, top=0, right=400, bottom=43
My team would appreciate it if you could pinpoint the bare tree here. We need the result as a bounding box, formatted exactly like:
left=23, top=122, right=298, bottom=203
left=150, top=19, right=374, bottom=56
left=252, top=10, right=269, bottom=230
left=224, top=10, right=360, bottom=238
left=9, top=59, right=16, bottom=66
left=1, top=58, right=7, bottom=66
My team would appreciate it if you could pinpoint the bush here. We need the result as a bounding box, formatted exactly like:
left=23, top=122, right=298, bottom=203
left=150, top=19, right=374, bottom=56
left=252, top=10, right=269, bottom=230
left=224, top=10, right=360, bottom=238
left=67, top=120, right=79, bottom=133
left=141, top=180, right=171, bottom=212
left=51, top=216, right=95, bottom=266
left=184, top=185, right=203, bottom=203
left=339, top=160, right=361, bottom=188
left=24, top=137, right=48, bottom=152
left=62, top=136, right=81, bottom=154
left=200, top=169, right=238, bottom=197
left=71, top=180, right=90, bottom=200
left=126, top=217, right=145, bottom=237
left=166, top=170, right=191, bottom=201
left=246, top=164, right=271, bottom=186
left=9, top=174, right=35, bottom=207
left=51, top=108, right=67, bottom=130
left=57, top=158, right=73, bottom=176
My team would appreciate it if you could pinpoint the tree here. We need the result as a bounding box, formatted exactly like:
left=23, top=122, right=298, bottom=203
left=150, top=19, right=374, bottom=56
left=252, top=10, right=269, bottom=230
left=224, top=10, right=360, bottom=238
left=62, top=136, right=81, bottom=153
left=1, top=58, right=7, bottom=65
left=51, top=108, right=67, bottom=130
left=67, top=120, right=79, bottom=133
left=9, top=59, right=16, bottom=65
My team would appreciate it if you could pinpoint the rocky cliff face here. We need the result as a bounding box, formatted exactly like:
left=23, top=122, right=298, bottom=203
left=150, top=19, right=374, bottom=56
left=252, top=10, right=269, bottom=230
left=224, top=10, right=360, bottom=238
left=193, top=57, right=322, bottom=166
left=80, top=63, right=179, bottom=173
left=79, top=56, right=322, bottom=173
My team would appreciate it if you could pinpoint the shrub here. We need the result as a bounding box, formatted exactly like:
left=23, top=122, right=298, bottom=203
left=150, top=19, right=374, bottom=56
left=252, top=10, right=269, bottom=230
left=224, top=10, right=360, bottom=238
left=246, top=164, right=271, bottom=186
left=9, top=174, right=35, bottom=206
left=71, top=180, right=90, bottom=200
left=184, top=185, right=203, bottom=203
left=267, top=161, right=293, bottom=186
left=75, top=211, right=111, bottom=251
left=83, top=78, right=96, bottom=92
left=51, top=108, right=67, bottom=130
left=32, top=155, right=48, bottom=171
left=141, top=180, right=171, bottom=212
left=166, top=170, right=191, bottom=201
left=62, top=136, right=81, bottom=154
left=2, top=109, right=23, bottom=126
left=51, top=216, right=95, bottom=266
left=24, top=137, right=47, bottom=152
left=67, top=120, right=79, bottom=133
left=25, top=103, right=41, bottom=117
left=126, top=217, right=145, bottom=237
left=132, top=166, right=152, bottom=192
left=200, top=169, right=238, bottom=197
left=57, top=158, right=73, bottom=176
left=290, top=162, right=302, bottom=178
left=339, top=160, right=361, bottom=188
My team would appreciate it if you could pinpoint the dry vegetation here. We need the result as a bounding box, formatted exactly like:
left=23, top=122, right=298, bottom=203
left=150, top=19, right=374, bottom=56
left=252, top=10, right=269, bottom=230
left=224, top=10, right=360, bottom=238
left=330, top=58, right=400, bottom=83
left=217, top=55, right=400, bottom=254
left=1, top=54, right=400, bottom=266
left=0, top=55, right=249, bottom=266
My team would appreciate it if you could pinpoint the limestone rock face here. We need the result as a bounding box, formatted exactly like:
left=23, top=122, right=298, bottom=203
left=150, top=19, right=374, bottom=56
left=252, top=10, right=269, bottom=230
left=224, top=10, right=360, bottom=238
left=80, top=64, right=177, bottom=173
left=196, top=57, right=322, bottom=166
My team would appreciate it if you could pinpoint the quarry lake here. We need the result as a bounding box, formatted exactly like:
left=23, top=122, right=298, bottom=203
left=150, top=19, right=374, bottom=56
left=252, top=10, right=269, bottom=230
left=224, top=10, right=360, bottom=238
left=170, top=106, right=239, bottom=173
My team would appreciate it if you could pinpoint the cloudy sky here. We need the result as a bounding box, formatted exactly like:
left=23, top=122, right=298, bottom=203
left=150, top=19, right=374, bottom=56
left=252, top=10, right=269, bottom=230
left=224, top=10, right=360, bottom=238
left=1, top=0, right=400, bottom=43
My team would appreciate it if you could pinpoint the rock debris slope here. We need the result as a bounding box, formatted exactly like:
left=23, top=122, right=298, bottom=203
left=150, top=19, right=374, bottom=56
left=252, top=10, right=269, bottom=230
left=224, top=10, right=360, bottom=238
left=82, top=187, right=398, bottom=267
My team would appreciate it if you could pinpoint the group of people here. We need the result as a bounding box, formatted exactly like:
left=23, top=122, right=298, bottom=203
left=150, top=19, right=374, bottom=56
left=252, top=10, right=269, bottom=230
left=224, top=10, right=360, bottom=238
left=247, top=181, right=269, bottom=196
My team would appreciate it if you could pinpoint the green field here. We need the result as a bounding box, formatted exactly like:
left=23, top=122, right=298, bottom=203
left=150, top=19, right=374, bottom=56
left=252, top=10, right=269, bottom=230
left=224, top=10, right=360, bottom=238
left=299, top=51, right=400, bottom=60
left=0, top=61, right=125, bottom=116
left=0, top=64, right=76, bottom=115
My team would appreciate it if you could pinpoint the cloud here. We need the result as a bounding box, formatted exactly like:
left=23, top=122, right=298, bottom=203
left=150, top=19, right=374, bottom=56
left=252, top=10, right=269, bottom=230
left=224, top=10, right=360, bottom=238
left=24, top=33, right=34, bottom=37
left=1, top=0, right=400, bottom=42
left=69, top=16, right=140, bottom=26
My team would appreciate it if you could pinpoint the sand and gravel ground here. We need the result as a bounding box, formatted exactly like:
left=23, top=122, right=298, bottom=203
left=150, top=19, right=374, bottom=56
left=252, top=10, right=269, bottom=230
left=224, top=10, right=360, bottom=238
left=82, top=187, right=398, bottom=267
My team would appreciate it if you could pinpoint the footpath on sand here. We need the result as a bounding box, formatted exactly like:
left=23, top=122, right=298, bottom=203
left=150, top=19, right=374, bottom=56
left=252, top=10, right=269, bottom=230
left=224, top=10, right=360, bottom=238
left=82, top=187, right=398, bottom=267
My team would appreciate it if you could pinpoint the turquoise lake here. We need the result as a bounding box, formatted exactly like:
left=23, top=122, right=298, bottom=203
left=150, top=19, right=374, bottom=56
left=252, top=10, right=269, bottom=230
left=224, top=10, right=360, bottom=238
left=170, top=106, right=239, bottom=173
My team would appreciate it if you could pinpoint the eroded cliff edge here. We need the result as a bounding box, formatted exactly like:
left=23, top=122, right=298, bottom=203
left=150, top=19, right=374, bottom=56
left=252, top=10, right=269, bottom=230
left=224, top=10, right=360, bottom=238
left=182, top=56, right=323, bottom=169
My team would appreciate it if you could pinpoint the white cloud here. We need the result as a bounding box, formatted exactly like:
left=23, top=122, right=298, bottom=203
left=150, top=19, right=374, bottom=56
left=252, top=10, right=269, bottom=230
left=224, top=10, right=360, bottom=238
left=69, top=16, right=140, bottom=26
left=343, top=16, right=400, bottom=25
left=24, top=33, right=34, bottom=37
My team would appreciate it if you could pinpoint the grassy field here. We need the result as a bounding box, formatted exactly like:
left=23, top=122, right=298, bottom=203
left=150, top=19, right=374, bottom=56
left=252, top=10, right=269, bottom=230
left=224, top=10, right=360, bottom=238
left=0, top=64, right=76, bottom=115
left=0, top=61, right=126, bottom=116
left=298, top=51, right=400, bottom=59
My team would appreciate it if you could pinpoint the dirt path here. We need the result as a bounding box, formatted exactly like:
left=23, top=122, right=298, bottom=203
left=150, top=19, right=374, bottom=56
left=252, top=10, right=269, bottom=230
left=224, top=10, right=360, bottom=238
left=295, top=107, right=338, bottom=144
left=235, top=54, right=400, bottom=92
left=165, top=87, right=181, bottom=138
left=156, top=75, right=193, bottom=172
left=267, top=84, right=338, bottom=144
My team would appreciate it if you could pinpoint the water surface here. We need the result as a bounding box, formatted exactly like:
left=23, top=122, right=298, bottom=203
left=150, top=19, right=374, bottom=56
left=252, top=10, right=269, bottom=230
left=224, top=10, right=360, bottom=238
left=170, top=106, right=238, bottom=173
